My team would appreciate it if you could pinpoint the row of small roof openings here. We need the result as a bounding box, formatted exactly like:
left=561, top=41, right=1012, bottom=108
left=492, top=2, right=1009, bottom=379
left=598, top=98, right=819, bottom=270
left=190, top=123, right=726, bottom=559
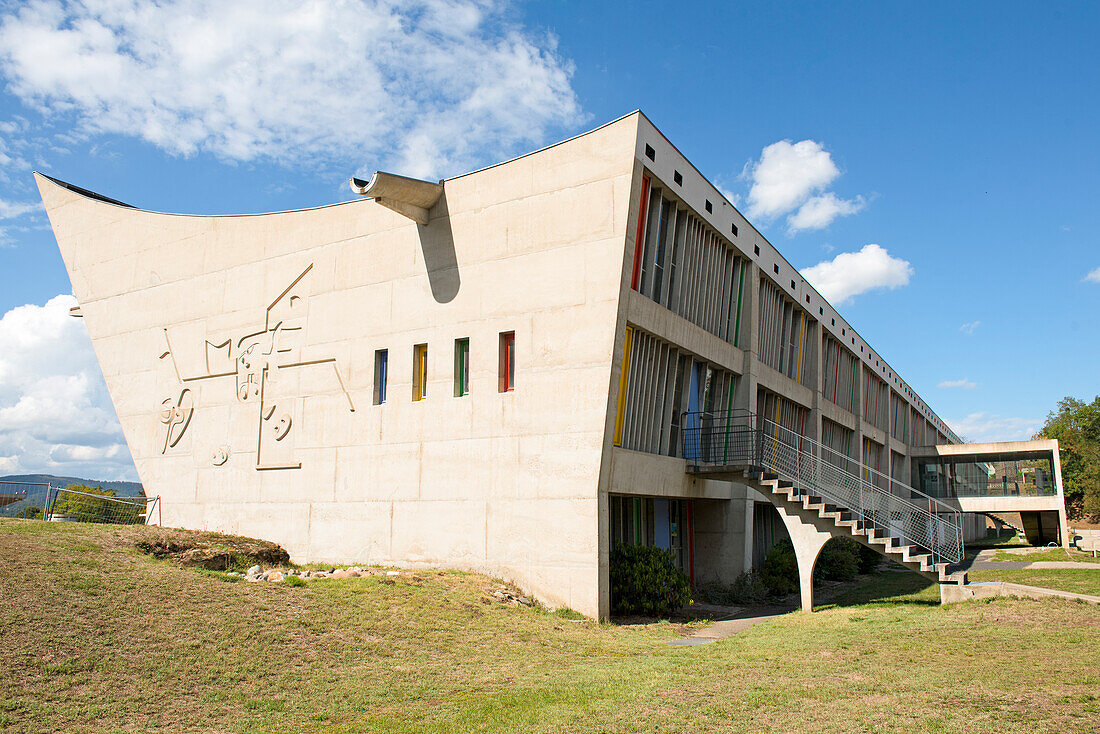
left=641, top=139, right=956, bottom=441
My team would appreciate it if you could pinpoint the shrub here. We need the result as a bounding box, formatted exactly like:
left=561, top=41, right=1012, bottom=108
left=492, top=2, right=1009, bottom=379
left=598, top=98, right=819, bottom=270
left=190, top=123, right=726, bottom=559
left=284, top=575, right=306, bottom=588
left=609, top=544, right=692, bottom=617
left=699, top=569, right=772, bottom=606
left=814, top=538, right=859, bottom=582
left=856, top=542, right=881, bottom=574
left=700, top=537, right=882, bottom=605
left=760, top=539, right=799, bottom=596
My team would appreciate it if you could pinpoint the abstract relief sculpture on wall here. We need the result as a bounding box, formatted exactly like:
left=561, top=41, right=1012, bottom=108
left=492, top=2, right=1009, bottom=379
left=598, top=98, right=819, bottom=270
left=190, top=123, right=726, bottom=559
left=157, top=263, right=355, bottom=470
left=158, top=388, right=193, bottom=454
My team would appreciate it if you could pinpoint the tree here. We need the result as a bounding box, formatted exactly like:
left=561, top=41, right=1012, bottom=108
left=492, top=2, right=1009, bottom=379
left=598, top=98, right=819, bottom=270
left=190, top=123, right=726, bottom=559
left=1035, top=396, right=1100, bottom=520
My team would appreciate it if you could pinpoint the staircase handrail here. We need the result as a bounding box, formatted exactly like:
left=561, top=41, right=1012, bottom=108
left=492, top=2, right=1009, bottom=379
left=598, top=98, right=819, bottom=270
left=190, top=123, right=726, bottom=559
left=682, top=409, right=961, bottom=517
left=765, top=416, right=963, bottom=519
left=682, top=409, right=964, bottom=565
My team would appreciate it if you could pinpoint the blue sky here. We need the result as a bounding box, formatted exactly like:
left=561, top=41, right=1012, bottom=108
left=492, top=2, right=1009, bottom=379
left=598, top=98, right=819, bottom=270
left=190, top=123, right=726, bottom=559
left=0, top=0, right=1097, bottom=480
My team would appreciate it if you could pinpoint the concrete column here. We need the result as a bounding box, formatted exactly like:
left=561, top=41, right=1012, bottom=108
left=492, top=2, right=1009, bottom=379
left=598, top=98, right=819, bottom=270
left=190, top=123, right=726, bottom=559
left=692, top=496, right=750, bottom=585
left=773, top=503, right=834, bottom=612
left=1051, top=441, right=1071, bottom=549
left=742, top=495, right=755, bottom=574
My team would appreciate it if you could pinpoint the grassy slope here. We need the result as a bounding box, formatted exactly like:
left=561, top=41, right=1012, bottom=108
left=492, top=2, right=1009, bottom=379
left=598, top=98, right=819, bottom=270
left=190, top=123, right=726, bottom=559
left=1, top=520, right=1098, bottom=734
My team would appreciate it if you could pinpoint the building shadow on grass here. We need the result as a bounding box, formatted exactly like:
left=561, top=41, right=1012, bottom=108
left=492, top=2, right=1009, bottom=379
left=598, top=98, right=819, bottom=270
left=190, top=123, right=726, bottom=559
left=815, top=565, right=940, bottom=609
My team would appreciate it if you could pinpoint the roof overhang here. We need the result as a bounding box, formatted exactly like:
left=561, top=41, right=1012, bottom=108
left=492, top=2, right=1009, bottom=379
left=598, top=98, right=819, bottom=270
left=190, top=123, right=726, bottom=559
left=911, top=439, right=1059, bottom=463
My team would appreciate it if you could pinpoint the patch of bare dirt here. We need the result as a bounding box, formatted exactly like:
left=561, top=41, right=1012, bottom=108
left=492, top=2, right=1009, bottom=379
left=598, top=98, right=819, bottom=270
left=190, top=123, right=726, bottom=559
left=129, top=527, right=290, bottom=569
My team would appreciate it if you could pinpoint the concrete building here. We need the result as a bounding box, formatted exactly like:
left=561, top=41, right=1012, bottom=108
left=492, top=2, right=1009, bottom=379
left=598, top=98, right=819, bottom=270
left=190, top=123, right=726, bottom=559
left=37, top=111, right=1066, bottom=618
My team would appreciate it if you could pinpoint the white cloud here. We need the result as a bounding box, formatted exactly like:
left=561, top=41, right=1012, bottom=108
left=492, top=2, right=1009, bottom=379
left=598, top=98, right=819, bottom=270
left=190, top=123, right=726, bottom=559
left=787, top=192, right=866, bottom=234
left=742, top=138, right=864, bottom=231
left=0, top=295, right=135, bottom=481
left=800, top=244, right=913, bottom=305
left=937, top=378, right=977, bottom=389
left=0, top=198, right=38, bottom=218
left=959, top=320, right=980, bottom=335
left=1085, top=267, right=1100, bottom=284
left=947, top=413, right=1042, bottom=443
left=0, top=0, right=583, bottom=179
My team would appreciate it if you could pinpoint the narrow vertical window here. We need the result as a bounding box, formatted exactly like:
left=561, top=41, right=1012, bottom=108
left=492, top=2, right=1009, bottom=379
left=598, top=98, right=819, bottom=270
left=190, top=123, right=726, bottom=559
left=454, top=338, right=469, bottom=397
left=630, top=176, right=651, bottom=291
left=373, top=349, right=388, bottom=405
left=498, top=331, right=515, bottom=392
left=412, top=344, right=427, bottom=401
left=613, top=327, right=634, bottom=446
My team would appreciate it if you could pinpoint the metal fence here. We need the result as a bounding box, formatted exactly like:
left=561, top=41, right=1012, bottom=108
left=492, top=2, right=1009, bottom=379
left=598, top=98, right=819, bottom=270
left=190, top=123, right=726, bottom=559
left=0, top=481, right=160, bottom=526
left=0, top=480, right=50, bottom=519
left=681, top=410, right=964, bottom=567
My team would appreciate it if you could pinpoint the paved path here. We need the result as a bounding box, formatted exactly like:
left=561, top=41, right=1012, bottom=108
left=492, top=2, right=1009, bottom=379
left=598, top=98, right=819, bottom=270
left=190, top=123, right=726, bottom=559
left=667, top=605, right=793, bottom=646
left=965, top=549, right=1100, bottom=571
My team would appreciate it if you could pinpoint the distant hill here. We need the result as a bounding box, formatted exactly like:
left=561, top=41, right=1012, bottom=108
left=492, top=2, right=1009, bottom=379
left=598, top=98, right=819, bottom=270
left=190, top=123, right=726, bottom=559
left=0, top=474, right=144, bottom=518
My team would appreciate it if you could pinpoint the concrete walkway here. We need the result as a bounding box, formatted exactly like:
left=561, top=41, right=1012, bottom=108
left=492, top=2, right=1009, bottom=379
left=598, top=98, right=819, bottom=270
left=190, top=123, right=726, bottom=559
left=966, top=548, right=1100, bottom=571
left=667, top=605, right=794, bottom=646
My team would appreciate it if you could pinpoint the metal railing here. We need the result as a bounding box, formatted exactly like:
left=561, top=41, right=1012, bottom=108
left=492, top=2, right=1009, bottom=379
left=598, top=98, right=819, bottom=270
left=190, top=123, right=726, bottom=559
left=0, top=481, right=160, bottom=526
left=0, top=480, right=49, bottom=518
left=682, top=410, right=964, bottom=566
left=44, top=486, right=161, bottom=526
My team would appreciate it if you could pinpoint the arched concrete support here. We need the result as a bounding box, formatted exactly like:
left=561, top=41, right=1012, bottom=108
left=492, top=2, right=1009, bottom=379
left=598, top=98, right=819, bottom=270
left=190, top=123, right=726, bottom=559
left=773, top=503, right=835, bottom=612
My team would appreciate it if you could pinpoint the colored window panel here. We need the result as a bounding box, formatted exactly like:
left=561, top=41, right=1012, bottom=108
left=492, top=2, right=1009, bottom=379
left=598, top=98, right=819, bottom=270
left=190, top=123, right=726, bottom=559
left=454, top=338, right=469, bottom=397
left=413, top=344, right=427, bottom=401
left=613, top=326, right=634, bottom=446
left=373, top=349, right=388, bottom=405
left=499, top=331, right=515, bottom=392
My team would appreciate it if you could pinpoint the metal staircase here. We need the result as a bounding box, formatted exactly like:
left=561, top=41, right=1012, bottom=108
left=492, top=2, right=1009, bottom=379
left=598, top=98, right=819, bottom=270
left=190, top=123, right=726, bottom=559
left=681, top=410, right=967, bottom=586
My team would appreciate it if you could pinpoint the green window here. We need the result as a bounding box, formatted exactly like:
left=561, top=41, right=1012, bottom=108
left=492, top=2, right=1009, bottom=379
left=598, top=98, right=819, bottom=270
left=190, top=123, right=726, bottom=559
left=454, top=338, right=470, bottom=397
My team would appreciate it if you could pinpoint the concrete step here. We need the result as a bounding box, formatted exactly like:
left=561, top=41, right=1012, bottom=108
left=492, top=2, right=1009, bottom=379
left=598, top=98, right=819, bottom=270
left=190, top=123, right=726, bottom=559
left=892, top=544, right=915, bottom=559
left=909, top=553, right=932, bottom=569
left=941, top=571, right=967, bottom=585
left=748, top=475, right=967, bottom=590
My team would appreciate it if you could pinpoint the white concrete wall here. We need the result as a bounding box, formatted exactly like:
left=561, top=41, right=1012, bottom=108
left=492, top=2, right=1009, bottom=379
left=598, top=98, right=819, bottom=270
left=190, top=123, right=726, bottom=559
left=38, top=114, right=642, bottom=617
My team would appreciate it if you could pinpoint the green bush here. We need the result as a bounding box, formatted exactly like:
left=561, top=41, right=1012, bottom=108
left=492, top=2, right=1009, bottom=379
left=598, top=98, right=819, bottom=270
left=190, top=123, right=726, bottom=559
left=760, top=539, right=799, bottom=596
left=814, top=538, right=860, bottom=582
left=610, top=544, right=692, bottom=617
left=702, top=537, right=885, bottom=607
left=856, top=542, right=881, bottom=574
left=698, top=570, right=770, bottom=606
left=16, top=505, right=42, bottom=520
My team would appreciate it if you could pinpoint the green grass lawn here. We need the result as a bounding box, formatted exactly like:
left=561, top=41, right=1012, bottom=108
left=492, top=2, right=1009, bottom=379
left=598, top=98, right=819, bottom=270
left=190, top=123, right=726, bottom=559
left=966, top=531, right=1029, bottom=549
left=989, top=547, right=1100, bottom=564
left=2, top=519, right=1098, bottom=734
left=967, top=568, right=1100, bottom=597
